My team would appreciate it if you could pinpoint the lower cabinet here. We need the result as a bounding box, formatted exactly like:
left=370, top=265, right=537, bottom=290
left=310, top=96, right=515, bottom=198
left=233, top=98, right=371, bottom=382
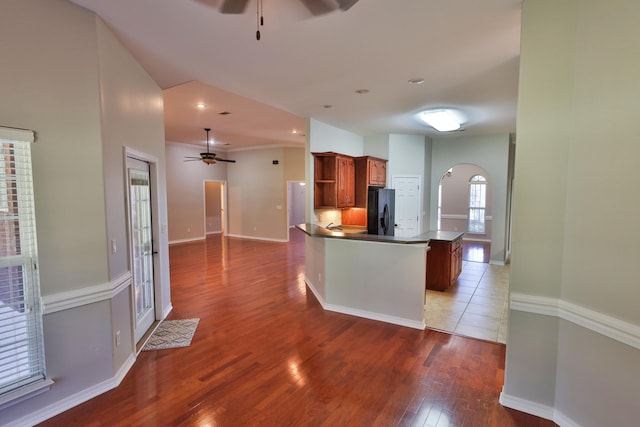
left=426, top=236, right=463, bottom=291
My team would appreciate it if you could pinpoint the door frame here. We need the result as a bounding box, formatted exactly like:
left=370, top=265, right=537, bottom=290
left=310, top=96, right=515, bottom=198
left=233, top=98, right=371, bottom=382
left=286, top=180, right=306, bottom=241
left=391, top=174, right=423, bottom=236
left=124, top=147, right=165, bottom=347
left=203, top=180, right=227, bottom=236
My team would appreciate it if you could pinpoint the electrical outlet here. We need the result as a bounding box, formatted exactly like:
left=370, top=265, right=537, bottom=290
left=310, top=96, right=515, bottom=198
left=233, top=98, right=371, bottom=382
left=111, top=239, right=117, bottom=254
left=115, top=330, right=121, bottom=347
left=187, top=227, right=191, bottom=233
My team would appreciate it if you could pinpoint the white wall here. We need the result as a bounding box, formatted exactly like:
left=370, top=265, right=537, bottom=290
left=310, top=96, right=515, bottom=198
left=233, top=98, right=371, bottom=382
left=430, top=134, right=510, bottom=264
left=502, top=1, right=640, bottom=425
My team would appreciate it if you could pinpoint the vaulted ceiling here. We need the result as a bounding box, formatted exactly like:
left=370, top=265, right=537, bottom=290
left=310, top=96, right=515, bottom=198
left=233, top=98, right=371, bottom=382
left=70, top=0, right=522, bottom=149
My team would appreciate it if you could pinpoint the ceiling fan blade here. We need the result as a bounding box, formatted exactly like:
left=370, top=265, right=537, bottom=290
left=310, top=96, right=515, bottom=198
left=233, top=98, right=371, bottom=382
left=184, top=159, right=203, bottom=162
left=215, top=158, right=236, bottom=163
left=337, top=0, right=359, bottom=11
left=220, top=0, right=250, bottom=14
left=299, top=0, right=335, bottom=16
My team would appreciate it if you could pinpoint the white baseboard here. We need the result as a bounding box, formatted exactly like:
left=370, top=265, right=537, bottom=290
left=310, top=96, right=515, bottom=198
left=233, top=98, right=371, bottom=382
left=304, top=278, right=425, bottom=330
left=499, top=391, right=581, bottom=427
left=168, top=236, right=206, bottom=245
left=162, top=303, right=173, bottom=320
left=6, top=352, right=138, bottom=427
left=8, top=370, right=120, bottom=427
left=224, top=233, right=288, bottom=243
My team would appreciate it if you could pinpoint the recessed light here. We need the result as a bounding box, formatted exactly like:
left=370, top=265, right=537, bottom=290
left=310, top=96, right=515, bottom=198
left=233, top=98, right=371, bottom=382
left=323, top=105, right=332, bottom=109
left=408, top=78, right=425, bottom=85
left=196, top=103, right=206, bottom=109
left=355, top=89, right=369, bottom=94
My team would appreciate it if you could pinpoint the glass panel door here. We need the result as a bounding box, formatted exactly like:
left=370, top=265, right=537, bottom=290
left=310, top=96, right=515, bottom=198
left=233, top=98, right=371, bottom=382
left=128, top=159, right=155, bottom=343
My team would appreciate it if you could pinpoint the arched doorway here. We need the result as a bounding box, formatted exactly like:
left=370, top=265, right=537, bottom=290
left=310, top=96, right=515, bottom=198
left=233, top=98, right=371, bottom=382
left=437, top=163, right=492, bottom=263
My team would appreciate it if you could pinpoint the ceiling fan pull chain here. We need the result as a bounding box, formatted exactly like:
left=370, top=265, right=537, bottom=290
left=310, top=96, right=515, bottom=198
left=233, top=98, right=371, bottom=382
left=256, top=0, right=264, bottom=40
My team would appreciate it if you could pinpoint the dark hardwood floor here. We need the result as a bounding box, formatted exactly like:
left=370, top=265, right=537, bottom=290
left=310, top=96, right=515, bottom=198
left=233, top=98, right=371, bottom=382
left=462, top=240, right=491, bottom=263
left=40, top=229, right=555, bottom=426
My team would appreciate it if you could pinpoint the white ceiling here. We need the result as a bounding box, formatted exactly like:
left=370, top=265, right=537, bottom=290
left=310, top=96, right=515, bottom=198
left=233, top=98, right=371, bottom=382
left=69, top=0, right=522, bottom=149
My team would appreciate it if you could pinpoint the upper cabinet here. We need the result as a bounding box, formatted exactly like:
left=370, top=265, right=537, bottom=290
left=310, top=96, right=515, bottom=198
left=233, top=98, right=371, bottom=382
left=313, top=152, right=387, bottom=210
left=354, top=156, right=388, bottom=208
left=366, top=157, right=387, bottom=187
left=313, top=152, right=355, bottom=209
left=336, top=155, right=355, bottom=208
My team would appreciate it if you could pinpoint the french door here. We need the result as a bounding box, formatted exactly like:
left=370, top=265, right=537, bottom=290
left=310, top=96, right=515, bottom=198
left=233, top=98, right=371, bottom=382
left=127, top=157, right=156, bottom=343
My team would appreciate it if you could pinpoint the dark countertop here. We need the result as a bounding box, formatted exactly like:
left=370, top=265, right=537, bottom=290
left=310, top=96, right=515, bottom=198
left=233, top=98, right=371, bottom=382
left=413, top=230, right=464, bottom=242
left=296, top=223, right=431, bottom=244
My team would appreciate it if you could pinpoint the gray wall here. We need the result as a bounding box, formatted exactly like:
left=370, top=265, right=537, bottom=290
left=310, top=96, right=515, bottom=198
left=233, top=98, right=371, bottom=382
left=503, top=0, right=640, bottom=425
left=0, top=0, right=169, bottom=424
left=166, top=142, right=228, bottom=243
left=166, top=143, right=304, bottom=243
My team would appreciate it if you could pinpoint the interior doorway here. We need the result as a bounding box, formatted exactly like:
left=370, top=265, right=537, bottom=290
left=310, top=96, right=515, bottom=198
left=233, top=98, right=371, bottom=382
left=287, top=181, right=306, bottom=237
left=438, top=163, right=492, bottom=263
left=204, top=181, right=226, bottom=236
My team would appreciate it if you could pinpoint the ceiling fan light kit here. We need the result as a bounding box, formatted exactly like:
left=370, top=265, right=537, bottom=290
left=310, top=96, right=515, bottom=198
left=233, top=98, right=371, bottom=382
left=218, top=0, right=361, bottom=40
left=184, top=128, right=236, bottom=165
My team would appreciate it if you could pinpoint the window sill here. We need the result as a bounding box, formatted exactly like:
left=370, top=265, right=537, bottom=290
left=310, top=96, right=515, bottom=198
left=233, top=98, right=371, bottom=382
left=0, top=378, right=54, bottom=411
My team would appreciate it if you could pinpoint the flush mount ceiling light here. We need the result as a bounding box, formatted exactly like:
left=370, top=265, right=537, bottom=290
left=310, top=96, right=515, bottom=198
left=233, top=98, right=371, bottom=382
left=418, top=109, right=461, bottom=132
left=408, top=78, right=425, bottom=85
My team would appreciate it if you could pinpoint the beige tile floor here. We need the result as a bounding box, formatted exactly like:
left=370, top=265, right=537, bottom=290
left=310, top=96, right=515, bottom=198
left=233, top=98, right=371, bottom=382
left=424, top=261, right=509, bottom=343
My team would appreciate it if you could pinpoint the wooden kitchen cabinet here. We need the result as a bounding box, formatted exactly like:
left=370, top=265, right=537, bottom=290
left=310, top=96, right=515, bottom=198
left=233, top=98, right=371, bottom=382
left=426, top=235, right=463, bottom=291
left=336, top=155, right=355, bottom=208
left=353, top=156, right=388, bottom=208
left=313, top=152, right=355, bottom=209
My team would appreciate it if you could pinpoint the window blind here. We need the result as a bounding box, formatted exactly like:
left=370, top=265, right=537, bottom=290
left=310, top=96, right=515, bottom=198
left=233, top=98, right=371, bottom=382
left=0, top=127, right=47, bottom=400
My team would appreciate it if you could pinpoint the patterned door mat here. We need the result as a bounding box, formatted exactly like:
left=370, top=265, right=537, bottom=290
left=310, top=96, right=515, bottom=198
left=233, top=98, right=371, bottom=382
left=142, top=318, right=200, bottom=351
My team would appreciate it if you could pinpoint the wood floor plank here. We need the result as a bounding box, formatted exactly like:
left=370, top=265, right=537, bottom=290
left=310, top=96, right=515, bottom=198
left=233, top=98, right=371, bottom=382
left=38, top=229, right=557, bottom=426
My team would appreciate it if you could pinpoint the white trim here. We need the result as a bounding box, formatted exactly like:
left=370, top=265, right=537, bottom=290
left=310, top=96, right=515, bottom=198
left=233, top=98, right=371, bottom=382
left=4, top=353, right=138, bottom=427
left=440, top=214, right=493, bottom=221
left=224, top=233, right=288, bottom=243
left=162, top=303, right=173, bottom=320
left=440, top=214, right=467, bottom=220
left=510, top=293, right=640, bottom=350
left=169, top=236, right=206, bottom=245
left=114, top=354, right=136, bottom=386
left=0, top=378, right=54, bottom=411
left=499, top=391, right=581, bottom=427
left=463, top=237, right=491, bottom=243
left=206, top=231, right=222, bottom=235
left=0, top=126, right=34, bottom=143
left=304, top=278, right=425, bottom=330
left=42, top=273, right=132, bottom=314
left=5, top=368, right=122, bottom=427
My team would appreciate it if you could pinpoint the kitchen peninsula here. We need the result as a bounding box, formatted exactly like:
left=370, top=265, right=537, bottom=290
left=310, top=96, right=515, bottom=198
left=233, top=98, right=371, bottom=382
left=297, top=224, right=463, bottom=330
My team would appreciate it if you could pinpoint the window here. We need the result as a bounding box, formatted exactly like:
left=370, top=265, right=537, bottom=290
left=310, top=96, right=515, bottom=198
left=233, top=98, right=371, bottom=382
left=0, top=127, right=48, bottom=405
left=468, top=175, right=487, bottom=233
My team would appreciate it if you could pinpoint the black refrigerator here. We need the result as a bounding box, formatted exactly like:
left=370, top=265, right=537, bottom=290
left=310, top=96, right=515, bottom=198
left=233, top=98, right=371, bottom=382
left=367, top=188, right=395, bottom=236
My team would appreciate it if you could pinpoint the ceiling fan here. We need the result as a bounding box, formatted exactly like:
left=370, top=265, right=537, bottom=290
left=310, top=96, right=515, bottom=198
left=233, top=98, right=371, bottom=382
left=220, top=0, right=360, bottom=16
left=184, top=128, right=236, bottom=165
